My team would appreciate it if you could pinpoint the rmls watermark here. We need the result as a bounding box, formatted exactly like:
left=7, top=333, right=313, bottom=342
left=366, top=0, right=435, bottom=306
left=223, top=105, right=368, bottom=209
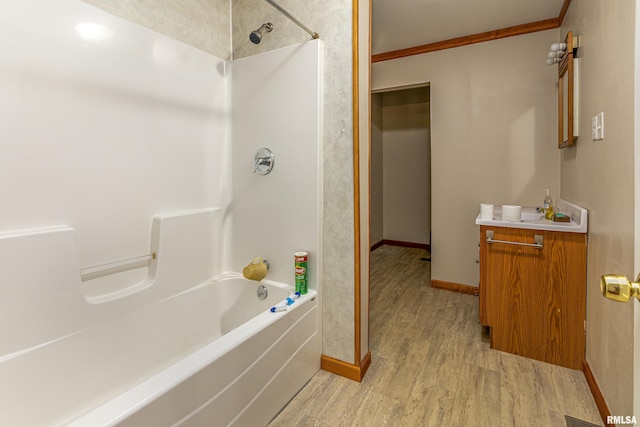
left=607, top=415, right=638, bottom=425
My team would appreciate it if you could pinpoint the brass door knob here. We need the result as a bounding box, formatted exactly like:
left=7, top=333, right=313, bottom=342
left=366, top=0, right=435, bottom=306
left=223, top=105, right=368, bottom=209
left=600, top=274, right=640, bottom=303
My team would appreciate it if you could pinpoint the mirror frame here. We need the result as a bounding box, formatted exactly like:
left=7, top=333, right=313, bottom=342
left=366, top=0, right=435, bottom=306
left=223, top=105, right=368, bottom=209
left=558, top=31, right=576, bottom=149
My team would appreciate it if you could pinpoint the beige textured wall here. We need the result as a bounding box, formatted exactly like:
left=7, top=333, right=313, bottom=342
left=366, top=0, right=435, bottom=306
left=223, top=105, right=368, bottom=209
left=371, top=93, right=384, bottom=246
left=81, top=0, right=231, bottom=59
left=358, top=0, right=371, bottom=362
left=372, top=30, right=560, bottom=287
left=232, top=0, right=357, bottom=363
left=561, top=0, right=635, bottom=415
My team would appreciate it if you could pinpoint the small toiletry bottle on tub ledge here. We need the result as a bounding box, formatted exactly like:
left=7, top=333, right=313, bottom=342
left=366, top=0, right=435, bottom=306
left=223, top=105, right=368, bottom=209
left=294, top=252, right=308, bottom=294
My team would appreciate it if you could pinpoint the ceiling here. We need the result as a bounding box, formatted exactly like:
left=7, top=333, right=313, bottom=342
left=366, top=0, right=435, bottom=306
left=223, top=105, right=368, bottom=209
left=371, top=0, right=566, bottom=55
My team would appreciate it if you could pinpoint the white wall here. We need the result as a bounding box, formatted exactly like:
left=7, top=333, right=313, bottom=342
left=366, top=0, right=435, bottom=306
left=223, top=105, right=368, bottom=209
left=229, top=41, right=323, bottom=290
left=232, top=0, right=358, bottom=363
left=0, top=0, right=228, bottom=281
left=372, top=30, right=560, bottom=287
left=1, top=0, right=322, bottom=296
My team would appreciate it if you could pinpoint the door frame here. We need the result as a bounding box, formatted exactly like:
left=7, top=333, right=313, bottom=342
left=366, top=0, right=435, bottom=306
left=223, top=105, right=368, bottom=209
left=633, top=1, right=640, bottom=417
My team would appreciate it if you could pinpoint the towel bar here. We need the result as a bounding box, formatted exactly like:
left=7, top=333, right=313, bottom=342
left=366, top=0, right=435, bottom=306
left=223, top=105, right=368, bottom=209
left=486, top=230, right=543, bottom=249
left=80, top=252, right=156, bottom=281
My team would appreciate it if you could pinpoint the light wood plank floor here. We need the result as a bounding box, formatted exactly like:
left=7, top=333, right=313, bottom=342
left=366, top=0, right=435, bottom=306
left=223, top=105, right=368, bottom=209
left=270, top=245, right=603, bottom=427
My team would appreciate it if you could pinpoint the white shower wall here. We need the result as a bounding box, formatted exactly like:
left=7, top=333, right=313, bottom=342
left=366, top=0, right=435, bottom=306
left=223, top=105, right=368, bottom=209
left=229, top=41, right=323, bottom=289
left=1, top=0, right=322, bottom=299
left=0, top=0, right=229, bottom=278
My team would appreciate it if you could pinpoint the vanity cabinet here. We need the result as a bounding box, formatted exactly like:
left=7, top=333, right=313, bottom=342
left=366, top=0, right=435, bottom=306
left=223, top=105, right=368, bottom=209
left=479, top=225, right=587, bottom=370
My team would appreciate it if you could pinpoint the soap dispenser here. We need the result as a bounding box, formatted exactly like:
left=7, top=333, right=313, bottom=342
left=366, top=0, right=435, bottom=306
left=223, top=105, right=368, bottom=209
left=543, top=189, right=554, bottom=220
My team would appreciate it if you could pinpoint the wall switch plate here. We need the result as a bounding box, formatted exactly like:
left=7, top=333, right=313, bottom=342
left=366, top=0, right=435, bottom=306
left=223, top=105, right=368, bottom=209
left=592, top=112, right=604, bottom=141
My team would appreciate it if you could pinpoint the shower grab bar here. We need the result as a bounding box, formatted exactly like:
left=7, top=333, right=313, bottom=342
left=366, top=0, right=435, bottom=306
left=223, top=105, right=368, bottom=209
left=486, top=230, right=543, bottom=249
left=265, top=0, right=320, bottom=39
left=80, top=252, right=156, bottom=281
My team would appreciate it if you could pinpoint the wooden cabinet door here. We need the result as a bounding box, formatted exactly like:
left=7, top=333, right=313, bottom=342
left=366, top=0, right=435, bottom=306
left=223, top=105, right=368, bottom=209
left=479, top=226, right=586, bottom=370
left=544, top=231, right=587, bottom=369
left=481, top=226, right=548, bottom=362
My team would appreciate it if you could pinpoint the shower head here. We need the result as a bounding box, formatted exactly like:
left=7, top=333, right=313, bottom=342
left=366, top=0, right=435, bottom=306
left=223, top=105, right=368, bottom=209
left=249, top=22, right=273, bottom=44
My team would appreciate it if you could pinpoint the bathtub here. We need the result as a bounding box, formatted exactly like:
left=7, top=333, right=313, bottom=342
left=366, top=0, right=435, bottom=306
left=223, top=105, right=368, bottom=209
left=0, top=276, right=320, bottom=426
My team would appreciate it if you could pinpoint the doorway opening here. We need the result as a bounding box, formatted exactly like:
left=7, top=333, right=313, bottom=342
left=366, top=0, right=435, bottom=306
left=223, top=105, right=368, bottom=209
left=370, top=84, right=431, bottom=253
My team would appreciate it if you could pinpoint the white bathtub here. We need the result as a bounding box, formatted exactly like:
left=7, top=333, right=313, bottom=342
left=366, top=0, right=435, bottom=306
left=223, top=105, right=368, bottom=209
left=0, top=276, right=319, bottom=426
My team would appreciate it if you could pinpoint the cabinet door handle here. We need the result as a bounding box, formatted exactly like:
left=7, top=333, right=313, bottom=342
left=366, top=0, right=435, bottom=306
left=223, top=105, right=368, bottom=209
left=486, top=230, right=543, bottom=249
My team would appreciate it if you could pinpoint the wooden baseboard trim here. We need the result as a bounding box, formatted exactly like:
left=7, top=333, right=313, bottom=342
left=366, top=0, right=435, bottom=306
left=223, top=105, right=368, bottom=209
left=583, top=360, right=614, bottom=427
left=359, top=351, right=372, bottom=379
left=431, top=279, right=479, bottom=295
left=321, top=351, right=371, bottom=382
left=370, top=240, right=384, bottom=251
left=371, top=239, right=430, bottom=251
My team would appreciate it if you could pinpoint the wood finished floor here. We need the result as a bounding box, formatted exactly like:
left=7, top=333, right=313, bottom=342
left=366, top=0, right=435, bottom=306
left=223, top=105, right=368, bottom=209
left=269, top=245, right=603, bottom=427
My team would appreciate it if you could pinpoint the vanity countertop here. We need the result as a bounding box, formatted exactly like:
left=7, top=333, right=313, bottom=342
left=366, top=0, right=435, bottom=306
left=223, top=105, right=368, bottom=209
left=475, top=199, right=587, bottom=233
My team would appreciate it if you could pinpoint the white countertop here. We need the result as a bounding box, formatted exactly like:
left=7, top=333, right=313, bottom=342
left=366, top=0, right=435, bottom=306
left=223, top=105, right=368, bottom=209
left=475, top=199, right=588, bottom=233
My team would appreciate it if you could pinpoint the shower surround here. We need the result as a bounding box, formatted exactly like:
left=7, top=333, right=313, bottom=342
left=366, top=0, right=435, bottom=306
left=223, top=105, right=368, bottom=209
left=0, top=0, right=322, bottom=424
left=87, top=0, right=361, bottom=383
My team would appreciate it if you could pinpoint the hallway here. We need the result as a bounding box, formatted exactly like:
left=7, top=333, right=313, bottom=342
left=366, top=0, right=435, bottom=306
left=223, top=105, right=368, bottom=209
left=270, top=245, right=603, bottom=426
